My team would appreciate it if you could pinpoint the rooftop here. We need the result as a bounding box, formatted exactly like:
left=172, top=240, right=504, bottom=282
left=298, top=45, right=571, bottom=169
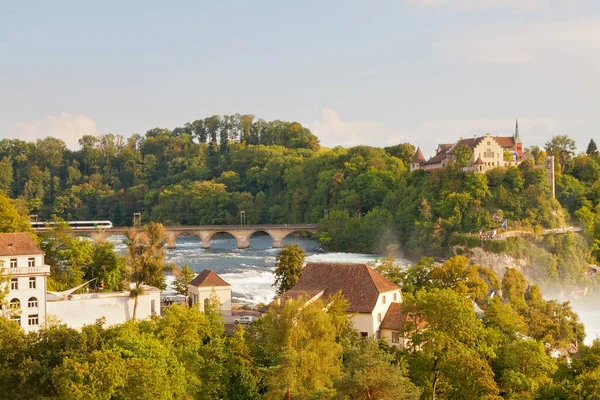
left=188, top=269, right=231, bottom=288
left=280, top=262, right=399, bottom=313
left=0, top=233, right=44, bottom=257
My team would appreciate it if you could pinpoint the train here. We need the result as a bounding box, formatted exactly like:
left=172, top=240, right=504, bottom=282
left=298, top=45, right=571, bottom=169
left=31, top=220, right=114, bottom=230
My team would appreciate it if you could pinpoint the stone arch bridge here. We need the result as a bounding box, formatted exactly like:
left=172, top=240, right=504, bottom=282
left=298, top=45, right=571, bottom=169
left=67, top=224, right=318, bottom=249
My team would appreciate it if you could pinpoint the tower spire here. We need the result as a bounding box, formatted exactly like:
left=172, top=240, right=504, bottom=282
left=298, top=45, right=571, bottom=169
left=514, top=118, right=521, bottom=144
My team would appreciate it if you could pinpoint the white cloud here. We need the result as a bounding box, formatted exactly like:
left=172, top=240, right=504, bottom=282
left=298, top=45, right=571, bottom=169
left=0, top=112, right=97, bottom=149
left=405, top=0, right=545, bottom=10
left=440, top=18, right=600, bottom=89
left=311, top=107, right=413, bottom=148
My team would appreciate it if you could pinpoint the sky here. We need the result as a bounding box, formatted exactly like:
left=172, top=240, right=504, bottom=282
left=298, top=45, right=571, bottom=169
left=1, top=0, right=599, bottom=157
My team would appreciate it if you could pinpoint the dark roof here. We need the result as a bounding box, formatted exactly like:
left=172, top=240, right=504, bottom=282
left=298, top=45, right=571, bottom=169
left=492, top=136, right=516, bottom=148
left=380, top=302, right=428, bottom=331
left=474, top=156, right=485, bottom=165
left=412, top=147, right=426, bottom=163
left=280, top=262, right=400, bottom=313
left=423, top=146, right=451, bottom=165
left=380, top=302, right=402, bottom=330
left=449, top=137, right=485, bottom=152
left=0, top=233, right=43, bottom=256
left=188, top=269, right=231, bottom=287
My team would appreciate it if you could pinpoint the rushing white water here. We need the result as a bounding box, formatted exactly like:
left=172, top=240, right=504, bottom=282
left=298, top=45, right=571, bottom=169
left=108, top=233, right=401, bottom=305
left=108, top=233, right=600, bottom=343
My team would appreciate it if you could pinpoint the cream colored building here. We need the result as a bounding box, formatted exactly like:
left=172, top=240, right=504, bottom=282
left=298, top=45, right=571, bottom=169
left=1, top=232, right=160, bottom=331
left=188, top=269, right=232, bottom=316
left=411, top=121, right=523, bottom=174
left=280, top=262, right=407, bottom=346
left=0, top=233, right=50, bottom=332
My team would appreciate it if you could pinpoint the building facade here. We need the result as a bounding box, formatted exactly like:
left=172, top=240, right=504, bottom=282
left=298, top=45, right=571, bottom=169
left=280, top=262, right=408, bottom=347
left=188, top=269, right=232, bottom=316
left=411, top=120, right=523, bottom=174
left=1, top=232, right=161, bottom=331
left=0, top=233, right=50, bottom=332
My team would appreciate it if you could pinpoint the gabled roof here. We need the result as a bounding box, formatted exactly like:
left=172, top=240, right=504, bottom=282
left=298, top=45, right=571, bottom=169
left=188, top=269, right=231, bottom=287
left=280, top=262, right=399, bottom=313
left=0, top=233, right=43, bottom=256
left=473, top=156, right=485, bottom=165
left=492, top=136, right=516, bottom=148
left=380, top=302, right=428, bottom=331
left=380, top=302, right=402, bottom=330
left=412, top=147, right=426, bottom=163
left=449, top=137, right=485, bottom=153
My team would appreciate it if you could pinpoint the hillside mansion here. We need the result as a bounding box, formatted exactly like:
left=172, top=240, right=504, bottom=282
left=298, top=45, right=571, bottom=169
left=410, top=120, right=523, bottom=173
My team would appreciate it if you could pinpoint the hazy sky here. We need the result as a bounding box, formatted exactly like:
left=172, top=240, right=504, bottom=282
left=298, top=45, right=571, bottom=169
left=1, top=0, right=599, bottom=156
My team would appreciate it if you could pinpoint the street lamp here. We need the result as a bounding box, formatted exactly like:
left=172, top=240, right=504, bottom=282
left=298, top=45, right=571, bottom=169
left=240, top=210, right=246, bottom=227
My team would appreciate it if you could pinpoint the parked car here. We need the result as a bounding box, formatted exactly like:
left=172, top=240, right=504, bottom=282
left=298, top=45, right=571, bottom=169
left=234, top=315, right=255, bottom=325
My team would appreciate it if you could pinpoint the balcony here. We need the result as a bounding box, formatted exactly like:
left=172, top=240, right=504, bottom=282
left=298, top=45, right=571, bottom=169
left=3, top=265, right=51, bottom=275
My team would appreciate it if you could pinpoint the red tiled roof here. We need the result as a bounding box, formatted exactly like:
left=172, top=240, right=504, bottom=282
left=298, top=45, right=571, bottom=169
left=280, top=263, right=400, bottom=313
left=188, top=269, right=231, bottom=287
left=380, top=302, right=428, bottom=331
left=380, top=302, right=402, bottom=330
left=492, top=136, right=516, bottom=148
left=0, top=233, right=43, bottom=256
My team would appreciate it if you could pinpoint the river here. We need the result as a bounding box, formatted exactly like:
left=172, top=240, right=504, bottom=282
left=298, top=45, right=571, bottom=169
left=109, top=232, right=599, bottom=344
left=109, top=232, right=406, bottom=305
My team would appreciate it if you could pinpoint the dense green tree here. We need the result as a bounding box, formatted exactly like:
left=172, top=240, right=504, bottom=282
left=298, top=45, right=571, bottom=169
left=258, top=296, right=346, bottom=399
left=125, top=222, right=169, bottom=319
left=0, top=194, right=32, bottom=233
left=172, top=264, right=196, bottom=305
left=335, top=338, right=420, bottom=399
left=273, top=243, right=305, bottom=296
left=545, top=135, right=577, bottom=174
left=587, top=138, right=598, bottom=156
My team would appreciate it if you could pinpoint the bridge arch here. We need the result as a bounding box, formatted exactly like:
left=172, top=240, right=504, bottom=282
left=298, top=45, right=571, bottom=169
left=247, top=230, right=276, bottom=249
left=206, top=231, right=240, bottom=249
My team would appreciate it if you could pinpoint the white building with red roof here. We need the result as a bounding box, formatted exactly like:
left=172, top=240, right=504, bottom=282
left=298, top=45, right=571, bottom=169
left=411, top=120, right=523, bottom=173
left=280, top=262, right=407, bottom=346
left=188, top=269, right=232, bottom=316
left=1, top=232, right=160, bottom=331
left=0, top=233, right=49, bottom=331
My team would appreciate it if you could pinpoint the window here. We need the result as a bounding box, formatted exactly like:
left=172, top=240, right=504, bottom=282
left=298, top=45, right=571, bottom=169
left=28, top=314, right=39, bottom=326
left=377, top=313, right=382, bottom=322
left=10, top=258, right=17, bottom=268
left=487, top=141, right=491, bottom=145
left=10, top=278, right=18, bottom=290
left=360, top=332, right=368, bottom=338
left=393, top=293, right=397, bottom=301
left=9, top=298, right=20, bottom=309
left=382, top=295, right=386, bottom=304
left=12, top=316, right=20, bottom=325
left=28, top=258, right=35, bottom=267
left=28, top=297, right=38, bottom=308
left=29, top=277, right=36, bottom=289
left=392, top=332, right=400, bottom=344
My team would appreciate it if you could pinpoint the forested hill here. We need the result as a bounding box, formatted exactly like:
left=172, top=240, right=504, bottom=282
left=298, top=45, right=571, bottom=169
left=1, top=116, right=599, bottom=271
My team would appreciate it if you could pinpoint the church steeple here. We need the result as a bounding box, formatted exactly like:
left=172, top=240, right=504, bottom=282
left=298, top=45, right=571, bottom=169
left=514, top=118, right=522, bottom=144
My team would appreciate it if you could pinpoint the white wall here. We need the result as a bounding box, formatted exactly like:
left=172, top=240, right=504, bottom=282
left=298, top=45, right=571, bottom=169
left=1, top=254, right=48, bottom=332
left=371, top=290, right=402, bottom=334
left=47, top=291, right=161, bottom=329
left=188, top=286, right=232, bottom=316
